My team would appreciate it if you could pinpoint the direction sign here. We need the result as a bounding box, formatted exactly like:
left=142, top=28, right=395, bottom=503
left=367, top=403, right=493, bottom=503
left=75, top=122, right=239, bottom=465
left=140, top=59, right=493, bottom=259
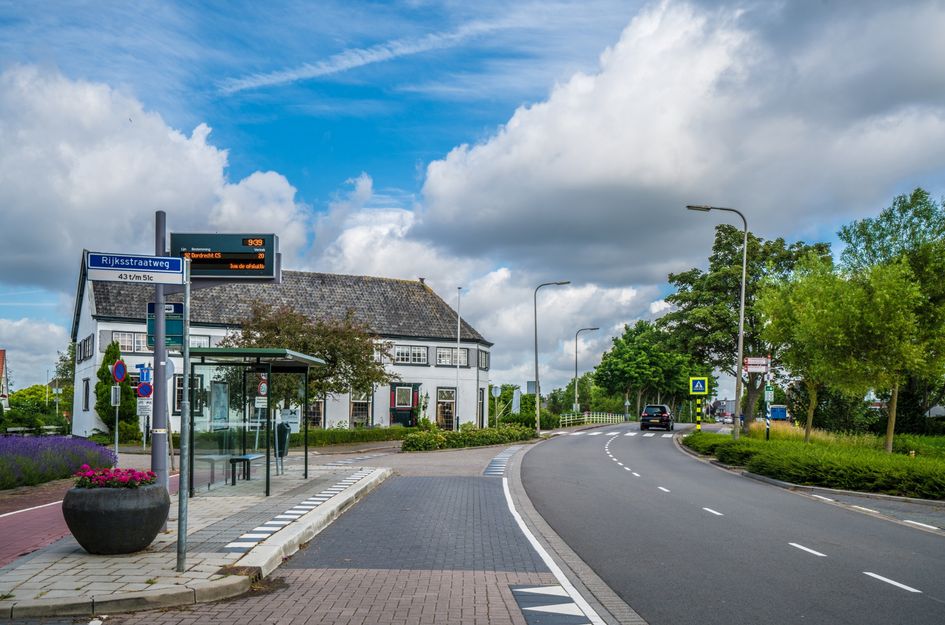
left=87, top=252, right=185, bottom=285
left=744, top=356, right=770, bottom=373
left=689, top=377, right=709, bottom=395
left=137, top=381, right=153, bottom=398
left=147, top=302, right=184, bottom=349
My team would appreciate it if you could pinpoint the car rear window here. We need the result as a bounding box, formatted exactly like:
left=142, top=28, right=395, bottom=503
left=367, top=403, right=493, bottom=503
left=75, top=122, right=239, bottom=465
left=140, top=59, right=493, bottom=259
left=643, top=406, right=664, bottom=415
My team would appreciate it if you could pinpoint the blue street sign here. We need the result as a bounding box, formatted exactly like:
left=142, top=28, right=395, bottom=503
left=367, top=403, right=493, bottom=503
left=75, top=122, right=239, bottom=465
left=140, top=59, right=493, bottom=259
left=112, top=360, right=127, bottom=383
left=689, top=377, right=709, bottom=395
left=135, top=363, right=152, bottom=383
left=87, top=252, right=184, bottom=285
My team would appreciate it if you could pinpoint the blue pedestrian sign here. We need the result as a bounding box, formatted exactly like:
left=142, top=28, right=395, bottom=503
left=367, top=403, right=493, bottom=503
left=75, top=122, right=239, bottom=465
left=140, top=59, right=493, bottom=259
left=87, top=252, right=185, bottom=285
left=689, top=377, right=709, bottom=395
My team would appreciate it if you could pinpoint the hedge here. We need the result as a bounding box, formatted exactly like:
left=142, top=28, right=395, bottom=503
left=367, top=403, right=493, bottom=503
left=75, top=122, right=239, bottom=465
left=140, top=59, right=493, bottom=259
left=402, top=425, right=534, bottom=452
left=0, top=436, right=116, bottom=490
left=683, top=432, right=945, bottom=499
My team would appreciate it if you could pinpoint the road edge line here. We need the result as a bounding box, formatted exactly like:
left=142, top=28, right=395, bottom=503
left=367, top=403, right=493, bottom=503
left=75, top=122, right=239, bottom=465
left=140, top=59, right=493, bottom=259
left=502, top=477, right=607, bottom=625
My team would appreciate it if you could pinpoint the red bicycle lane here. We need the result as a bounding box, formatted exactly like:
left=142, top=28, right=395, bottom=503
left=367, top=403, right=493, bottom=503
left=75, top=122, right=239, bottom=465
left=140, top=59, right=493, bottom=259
left=0, top=474, right=180, bottom=568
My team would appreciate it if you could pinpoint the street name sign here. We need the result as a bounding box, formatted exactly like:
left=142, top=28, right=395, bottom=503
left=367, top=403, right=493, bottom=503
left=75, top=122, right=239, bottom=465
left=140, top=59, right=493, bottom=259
left=689, top=377, right=709, bottom=395
left=87, top=252, right=185, bottom=285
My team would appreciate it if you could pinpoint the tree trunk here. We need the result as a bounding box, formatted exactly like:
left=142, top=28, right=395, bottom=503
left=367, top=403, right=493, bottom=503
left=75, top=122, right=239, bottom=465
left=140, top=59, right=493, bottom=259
left=804, top=383, right=817, bottom=444
left=884, top=382, right=899, bottom=453
left=742, top=374, right=763, bottom=434
left=635, top=389, right=643, bottom=417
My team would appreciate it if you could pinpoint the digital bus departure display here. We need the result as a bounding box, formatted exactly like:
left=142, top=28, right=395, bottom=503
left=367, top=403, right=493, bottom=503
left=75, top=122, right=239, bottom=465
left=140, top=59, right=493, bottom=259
left=170, top=233, right=278, bottom=279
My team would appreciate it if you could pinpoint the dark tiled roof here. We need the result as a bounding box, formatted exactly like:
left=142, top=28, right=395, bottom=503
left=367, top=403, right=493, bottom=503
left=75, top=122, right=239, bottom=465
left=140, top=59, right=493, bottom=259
left=90, top=271, right=489, bottom=345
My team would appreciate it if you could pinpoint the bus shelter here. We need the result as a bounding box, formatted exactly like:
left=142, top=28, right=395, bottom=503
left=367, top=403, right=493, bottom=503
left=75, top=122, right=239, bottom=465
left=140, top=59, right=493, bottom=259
left=186, top=347, right=323, bottom=496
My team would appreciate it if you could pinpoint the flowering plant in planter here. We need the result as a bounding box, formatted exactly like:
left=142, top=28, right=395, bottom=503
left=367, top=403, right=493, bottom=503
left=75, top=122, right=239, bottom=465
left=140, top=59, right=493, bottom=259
left=73, top=464, right=156, bottom=489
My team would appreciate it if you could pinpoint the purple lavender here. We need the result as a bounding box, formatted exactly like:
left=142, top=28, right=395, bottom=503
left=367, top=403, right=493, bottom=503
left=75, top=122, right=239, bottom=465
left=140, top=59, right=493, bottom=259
left=0, top=436, right=116, bottom=490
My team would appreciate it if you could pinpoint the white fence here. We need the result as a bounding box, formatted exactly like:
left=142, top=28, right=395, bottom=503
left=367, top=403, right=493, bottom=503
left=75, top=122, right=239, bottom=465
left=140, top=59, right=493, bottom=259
left=558, top=412, right=625, bottom=427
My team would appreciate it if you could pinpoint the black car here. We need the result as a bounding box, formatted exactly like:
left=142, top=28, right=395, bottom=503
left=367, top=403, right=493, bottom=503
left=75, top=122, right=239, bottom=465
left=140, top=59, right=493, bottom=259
left=640, top=404, right=674, bottom=431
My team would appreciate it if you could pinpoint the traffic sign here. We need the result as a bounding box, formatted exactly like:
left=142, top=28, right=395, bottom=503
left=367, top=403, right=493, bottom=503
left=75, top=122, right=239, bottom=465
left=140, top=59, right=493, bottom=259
left=744, top=356, right=770, bottom=373
left=765, top=390, right=774, bottom=402
left=258, top=380, right=268, bottom=397
left=491, top=386, right=501, bottom=398
left=137, top=381, right=153, bottom=398
left=689, top=377, right=709, bottom=395
left=112, top=360, right=127, bottom=383
left=87, top=252, right=185, bottom=285
left=110, top=385, right=121, bottom=407
left=137, top=398, right=153, bottom=417
left=147, top=303, right=184, bottom=350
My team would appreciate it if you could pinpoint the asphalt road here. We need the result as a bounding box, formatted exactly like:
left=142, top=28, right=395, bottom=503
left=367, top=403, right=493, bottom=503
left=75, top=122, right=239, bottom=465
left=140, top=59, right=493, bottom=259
left=522, top=424, right=945, bottom=625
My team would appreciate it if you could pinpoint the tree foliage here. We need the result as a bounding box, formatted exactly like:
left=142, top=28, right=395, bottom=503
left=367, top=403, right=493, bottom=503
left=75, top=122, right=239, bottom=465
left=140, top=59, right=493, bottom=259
left=222, top=302, right=395, bottom=405
left=660, top=224, right=831, bottom=426
left=94, top=341, right=137, bottom=429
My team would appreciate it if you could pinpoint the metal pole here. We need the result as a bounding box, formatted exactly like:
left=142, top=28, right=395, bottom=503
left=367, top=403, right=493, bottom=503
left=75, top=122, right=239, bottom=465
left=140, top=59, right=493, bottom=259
left=455, top=287, right=462, bottom=431
left=176, top=259, right=191, bottom=572
left=152, top=211, right=169, bottom=525
left=114, top=402, right=119, bottom=458
left=534, top=281, right=570, bottom=437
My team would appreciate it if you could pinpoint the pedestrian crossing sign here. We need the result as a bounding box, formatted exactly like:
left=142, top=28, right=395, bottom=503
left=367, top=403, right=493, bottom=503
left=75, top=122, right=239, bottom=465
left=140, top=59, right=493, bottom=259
left=689, top=377, right=708, bottom=395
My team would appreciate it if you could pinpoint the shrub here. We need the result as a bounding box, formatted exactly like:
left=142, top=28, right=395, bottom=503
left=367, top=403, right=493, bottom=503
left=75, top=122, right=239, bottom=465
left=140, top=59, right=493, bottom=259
left=289, top=426, right=417, bottom=447
left=401, top=424, right=534, bottom=452
left=0, top=436, right=116, bottom=490
left=714, top=439, right=763, bottom=466
left=682, top=431, right=730, bottom=456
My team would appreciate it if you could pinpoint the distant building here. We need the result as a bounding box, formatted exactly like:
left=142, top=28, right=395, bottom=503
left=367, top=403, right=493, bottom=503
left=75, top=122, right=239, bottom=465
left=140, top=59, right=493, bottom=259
left=70, top=268, right=492, bottom=436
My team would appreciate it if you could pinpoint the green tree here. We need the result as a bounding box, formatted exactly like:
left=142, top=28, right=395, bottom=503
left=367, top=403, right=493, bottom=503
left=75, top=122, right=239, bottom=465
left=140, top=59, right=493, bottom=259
left=53, top=342, right=75, bottom=416
left=838, top=188, right=945, bottom=432
left=223, top=302, right=395, bottom=408
left=661, top=224, right=831, bottom=430
left=595, top=321, right=660, bottom=417
left=759, top=255, right=859, bottom=442
left=94, top=342, right=137, bottom=430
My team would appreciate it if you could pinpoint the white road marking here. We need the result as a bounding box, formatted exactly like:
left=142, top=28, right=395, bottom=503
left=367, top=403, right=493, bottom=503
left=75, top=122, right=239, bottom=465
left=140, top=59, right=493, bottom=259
left=502, top=478, right=605, bottom=625
left=265, top=520, right=291, bottom=526
left=625, top=432, right=637, bottom=436
left=661, top=433, right=673, bottom=438
left=515, top=586, right=570, bottom=597
left=812, top=494, right=834, bottom=502
left=570, top=432, right=585, bottom=435
left=224, top=541, right=258, bottom=549
left=658, top=486, right=670, bottom=493
left=863, top=572, right=922, bottom=593
left=632, top=472, right=641, bottom=477
left=587, top=432, right=602, bottom=436
left=605, top=432, right=620, bottom=435
left=617, top=462, right=624, bottom=466
left=624, top=467, right=631, bottom=471
left=789, top=542, right=827, bottom=557
left=0, top=500, right=63, bottom=518
left=851, top=505, right=879, bottom=514
left=524, top=603, right=586, bottom=616
left=239, top=533, right=270, bottom=539
left=643, top=433, right=655, bottom=438
left=252, top=526, right=279, bottom=532
left=702, top=507, right=724, bottom=516
left=903, top=520, right=939, bottom=530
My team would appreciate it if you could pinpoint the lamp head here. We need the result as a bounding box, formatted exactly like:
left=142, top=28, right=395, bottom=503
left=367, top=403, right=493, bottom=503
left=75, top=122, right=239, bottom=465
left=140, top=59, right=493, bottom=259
left=556, top=280, right=571, bottom=285
left=686, top=205, right=712, bottom=212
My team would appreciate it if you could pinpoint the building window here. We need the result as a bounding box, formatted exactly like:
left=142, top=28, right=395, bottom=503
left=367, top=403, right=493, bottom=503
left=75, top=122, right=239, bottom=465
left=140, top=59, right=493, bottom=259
left=436, top=388, right=455, bottom=430
left=350, top=391, right=371, bottom=427
left=134, top=333, right=149, bottom=352
left=394, top=386, right=413, bottom=408
left=113, top=332, right=135, bottom=352
left=189, top=335, right=211, bottom=348
left=436, top=347, right=468, bottom=367
left=308, top=400, right=324, bottom=428
left=82, top=378, right=90, bottom=411
left=77, top=334, right=95, bottom=362
left=478, top=350, right=490, bottom=370
left=394, top=345, right=427, bottom=365
left=478, top=387, right=485, bottom=428
left=172, top=374, right=204, bottom=415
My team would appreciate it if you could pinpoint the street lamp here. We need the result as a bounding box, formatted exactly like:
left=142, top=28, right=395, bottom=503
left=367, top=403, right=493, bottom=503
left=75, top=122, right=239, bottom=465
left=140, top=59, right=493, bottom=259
left=687, top=204, right=748, bottom=440
left=455, top=286, right=462, bottom=432
left=574, top=327, right=599, bottom=413
left=534, top=280, right=570, bottom=437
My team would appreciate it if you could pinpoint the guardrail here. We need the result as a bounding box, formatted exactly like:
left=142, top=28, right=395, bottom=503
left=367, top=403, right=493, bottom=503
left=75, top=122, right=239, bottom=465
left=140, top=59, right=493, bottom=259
left=559, top=412, right=625, bottom=427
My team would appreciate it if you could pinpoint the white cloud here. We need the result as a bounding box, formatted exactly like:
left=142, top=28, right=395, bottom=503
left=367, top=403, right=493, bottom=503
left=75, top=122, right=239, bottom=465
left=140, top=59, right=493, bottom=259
left=417, top=0, right=945, bottom=286
left=0, top=318, right=69, bottom=389
left=0, top=66, right=311, bottom=291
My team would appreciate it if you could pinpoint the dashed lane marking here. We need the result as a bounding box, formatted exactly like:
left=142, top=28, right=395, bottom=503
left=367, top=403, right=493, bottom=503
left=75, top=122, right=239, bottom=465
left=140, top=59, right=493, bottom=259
left=632, top=472, right=641, bottom=477
left=789, top=542, right=827, bottom=557
left=903, top=520, right=939, bottom=530
left=863, top=572, right=922, bottom=593
left=643, top=433, right=655, bottom=437
left=587, top=432, right=602, bottom=436
left=703, top=507, right=724, bottom=516
left=658, top=486, right=670, bottom=493
left=662, top=433, right=674, bottom=438
left=851, top=505, right=879, bottom=514
left=812, top=494, right=835, bottom=502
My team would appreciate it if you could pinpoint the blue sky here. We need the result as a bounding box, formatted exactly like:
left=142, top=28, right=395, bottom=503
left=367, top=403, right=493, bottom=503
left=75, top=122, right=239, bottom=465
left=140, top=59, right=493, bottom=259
left=2, top=0, right=945, bottom=394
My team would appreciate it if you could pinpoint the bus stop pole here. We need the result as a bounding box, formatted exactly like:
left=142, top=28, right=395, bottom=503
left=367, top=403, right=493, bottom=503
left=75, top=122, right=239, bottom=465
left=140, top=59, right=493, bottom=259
left=152, top=211, right=169, bottom=529
left=176, top=259, right=191, bottom=572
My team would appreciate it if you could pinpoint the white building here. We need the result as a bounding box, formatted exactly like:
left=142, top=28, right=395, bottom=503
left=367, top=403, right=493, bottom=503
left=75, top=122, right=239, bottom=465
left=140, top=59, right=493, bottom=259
left=70, top=269, right=492, bottom=436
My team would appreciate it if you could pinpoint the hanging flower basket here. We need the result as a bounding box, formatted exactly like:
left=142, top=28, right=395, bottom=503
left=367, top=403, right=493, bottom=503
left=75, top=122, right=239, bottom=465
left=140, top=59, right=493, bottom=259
left=62, top=465, right=170, bottom=555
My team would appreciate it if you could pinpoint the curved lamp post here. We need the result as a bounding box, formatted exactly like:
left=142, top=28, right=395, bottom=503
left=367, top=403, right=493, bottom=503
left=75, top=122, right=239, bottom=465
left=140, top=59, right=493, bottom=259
left=687, top=205, right=748, bottom=440
left=574, top=327, right=599, bottom=413
left=534, top=280, right=570, bottom=437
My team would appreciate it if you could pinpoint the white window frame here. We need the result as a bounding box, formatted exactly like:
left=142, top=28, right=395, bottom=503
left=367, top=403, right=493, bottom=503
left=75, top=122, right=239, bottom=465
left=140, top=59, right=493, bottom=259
left=113, top=331, right=135, bottom=353
left=133, top=333, right=149, bottom=353
left=478, top=350, right=490, bottom=370
left=189, top=335, right=211, bottom=348
left=394, top=386, right=413, bottom=408
left=436, top=347, right=468, bottom=367
left=82, top=378, right=90, bottom=411
left=394, top=346, right=412, bottom=364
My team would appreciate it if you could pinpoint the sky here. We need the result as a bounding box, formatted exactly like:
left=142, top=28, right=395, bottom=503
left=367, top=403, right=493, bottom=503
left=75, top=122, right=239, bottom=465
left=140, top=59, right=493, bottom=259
left=2, top=0, right=945, bottom=399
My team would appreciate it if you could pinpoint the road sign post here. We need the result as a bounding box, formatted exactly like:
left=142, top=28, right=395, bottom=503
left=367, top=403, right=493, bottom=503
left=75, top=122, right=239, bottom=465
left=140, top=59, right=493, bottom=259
left=110, top=383, right=121, bottom=456
left=689, top=377, right=709, bottom=431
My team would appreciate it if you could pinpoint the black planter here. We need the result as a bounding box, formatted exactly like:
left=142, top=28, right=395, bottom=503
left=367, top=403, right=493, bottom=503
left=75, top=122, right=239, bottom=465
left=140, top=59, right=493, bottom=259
left=62, top=483, right=170, bottom=555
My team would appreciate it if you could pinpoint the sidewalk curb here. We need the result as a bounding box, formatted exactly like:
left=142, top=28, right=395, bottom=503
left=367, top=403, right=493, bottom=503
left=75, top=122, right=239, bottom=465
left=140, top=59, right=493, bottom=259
left=0, top=468, right=392, bottom=620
